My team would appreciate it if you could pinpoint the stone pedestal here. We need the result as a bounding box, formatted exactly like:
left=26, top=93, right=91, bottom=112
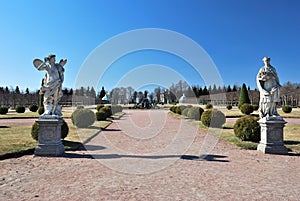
left=34, top=118, right=65, bottom=156
left=257, top=118, right=288, bottom=154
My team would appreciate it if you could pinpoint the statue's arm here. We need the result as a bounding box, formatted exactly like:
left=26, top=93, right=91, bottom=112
left=59, top=59, right=67, bottom=67
left=256, top=70, right=269, bottom=95
left=37, top=62, right=47, bottom=70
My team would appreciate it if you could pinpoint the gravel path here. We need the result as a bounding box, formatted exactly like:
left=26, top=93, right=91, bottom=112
left=1, top=110, right=300, bottom=200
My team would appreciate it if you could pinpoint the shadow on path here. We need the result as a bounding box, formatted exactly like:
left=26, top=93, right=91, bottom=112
left=62, top=153, right=230, bottom=162
left=181, top=154, right=230, bottom=162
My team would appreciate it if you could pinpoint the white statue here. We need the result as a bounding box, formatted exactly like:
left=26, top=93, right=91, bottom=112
left=256, top=57, right=281, bottom=119
left=33, top=54, right=67, bottom=117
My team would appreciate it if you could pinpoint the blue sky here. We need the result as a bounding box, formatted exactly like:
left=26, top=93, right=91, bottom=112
left=0, top=0, right=299, bottom=93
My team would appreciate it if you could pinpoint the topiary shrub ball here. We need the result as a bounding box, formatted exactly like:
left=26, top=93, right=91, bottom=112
left=175, top=106, right=182, bottom=115
left=206, top=104, right=213, bottom=109
left=96, top=104, right=105, bottom=111
left=111, top=105, right=123, bottom=114
left=234, top=116, right=260, bottom=142
left=29, top=104, right=38, bottom=112
left=181, top=108, right=190, bottom=117
left=71, top=108, right=95, bottom=128
left=187, top=107, right=204, bottom=120
left=0, top=106, right=9, bottom=115
left=252, top=104, right=259, bottom=111
left=201, top=109, right=226, bottom=128
left=282, top=105, right=292, bottom=113
left=96, top=111, right=107, bottom=121
left=240, top=103, right=254, bottom=115
left=15, top=105, right=25, bottom=113
left=31, top=120, right=69, bottom=141
left=38, top=107, right=45, bottom=115
left=61, top=120, right=69, bottom=139
left=226, top=104, right=232, bottom=110
left=100, top=106, right=112, bottom=117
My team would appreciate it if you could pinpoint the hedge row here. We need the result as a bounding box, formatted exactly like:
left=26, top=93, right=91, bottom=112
left=170, top=105, right=225, bottom=128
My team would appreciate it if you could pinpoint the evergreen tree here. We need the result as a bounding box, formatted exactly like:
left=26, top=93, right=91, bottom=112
left=15, top=86, right=20, bottom=94
left=238, top=83, right=251, bottom=108
left=25, top=88, right=30, bottom=94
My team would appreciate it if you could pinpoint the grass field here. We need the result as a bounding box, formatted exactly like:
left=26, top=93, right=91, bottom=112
left=0, top=120, right=111, bottom=156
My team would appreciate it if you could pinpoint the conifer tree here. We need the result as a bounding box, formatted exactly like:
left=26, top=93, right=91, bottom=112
left=238, top=83, right=251, bottom=108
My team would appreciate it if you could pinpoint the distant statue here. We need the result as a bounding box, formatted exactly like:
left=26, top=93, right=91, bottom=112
left=256, top=57, right=281, bottom=119
left=33, top=54, right=67, bottom=117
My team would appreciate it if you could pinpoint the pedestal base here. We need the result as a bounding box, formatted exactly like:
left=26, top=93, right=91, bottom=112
left=257, top=118, right=288, bottom=154
left=34, top=118, right=65, bottom=156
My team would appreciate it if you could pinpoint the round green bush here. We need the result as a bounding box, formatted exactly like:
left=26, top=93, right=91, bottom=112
left=96, top=111, right=107, bottom=121
left=170, top=106, right=175, bottom=112
left=0, top=106, right=9, bottom=115
left=240, top=103, right=254, bottom=115
left=201, top=109, right=226, bottom=128
left=252, top=104, right=259, bottom=111
left=234, top=116, right=260, bottom=142
left=15, top=105, right=25, bottom=113
left=282, top=105, right=292, bottom=113
left=96, top=104, right=105, bottom=111
left=175, top=106, right=182, bottom=115
left=31, top=120, right=69, bottom=140
left=71, top=108, right=95, bottom=128
left=31, top=122, right=38, bottom=140
left=76, top=105, right=84, bottom=109
left=111, top=105, right=123, bottom=114
left=38, top=107, right=45, bottom=115
left=170, top=106, right=177, bottom=113
left=187, top=107, right=204, bottom=120
left=181, top=108, right=190, bottom=116
left=226, top=104, right=232, bottom=110
left=29, top=104, right=38, bottom=112
left=100, top=106, right=112, bottom=117
left=206, top=104, right=213, bottom=109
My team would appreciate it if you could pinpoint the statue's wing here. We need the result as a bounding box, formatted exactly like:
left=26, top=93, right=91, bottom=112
left=33, top=59, right=43, bottom=68
left=59, top=59, right=67, bottom=67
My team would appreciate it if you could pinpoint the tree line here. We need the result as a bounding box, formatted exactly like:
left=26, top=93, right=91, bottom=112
left=1, top=80, right=299, bottom=107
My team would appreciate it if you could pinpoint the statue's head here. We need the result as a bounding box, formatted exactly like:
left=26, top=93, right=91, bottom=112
left=47, top=54, right=56, bottom=63
left=262, top=57, right=270, bottom=66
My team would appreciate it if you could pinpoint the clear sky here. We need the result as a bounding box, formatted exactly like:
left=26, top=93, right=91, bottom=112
left=0, top=0, right=299, bottom=93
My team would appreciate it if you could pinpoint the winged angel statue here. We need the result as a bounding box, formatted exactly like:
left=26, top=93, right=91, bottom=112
left=33, top=54, right=67, bottom=118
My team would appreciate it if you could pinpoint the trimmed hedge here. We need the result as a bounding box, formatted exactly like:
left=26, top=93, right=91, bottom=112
left=252, top=104, right=259, bottom=111
left=100, top=106, right=112, bottom=117
left=111, top=105, right=123, bottom=114
left=240, top=103, right=254, bottom=115
left=201, top=109, right=226, bottom=128
left=96, top=104, right=105, bottom=111
left=29, top=104, right=38, bottom=112
left=71, top=108, right=95, bottom=128
left=15, top=105, right=25, bottom=113
left=96, top=111, right=107, bottom=121
left=205, top=104, right=213, bottom=109
left=187, top=107, right=204, bottom=120
left=38, top=107, right=45, bottom=115
left=31, top=120, right=69, bottom=140
left=226, top=104, right=232, bottom=110
left=234, top=116, right=260, bottom=142
left=181, top=108, right=190, bottom=116
left=0, top=106, right=9, bottom=115
left=282, top=105, right=292, bottom=113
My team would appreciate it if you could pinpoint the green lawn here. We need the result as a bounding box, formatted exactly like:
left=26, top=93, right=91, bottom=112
left=0, top=120, right=111, bottom=156
left=193, top=121, right=300, bottom=153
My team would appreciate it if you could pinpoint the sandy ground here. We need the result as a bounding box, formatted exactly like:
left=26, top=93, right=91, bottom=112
left=0, top=110, right=300, bottom=200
